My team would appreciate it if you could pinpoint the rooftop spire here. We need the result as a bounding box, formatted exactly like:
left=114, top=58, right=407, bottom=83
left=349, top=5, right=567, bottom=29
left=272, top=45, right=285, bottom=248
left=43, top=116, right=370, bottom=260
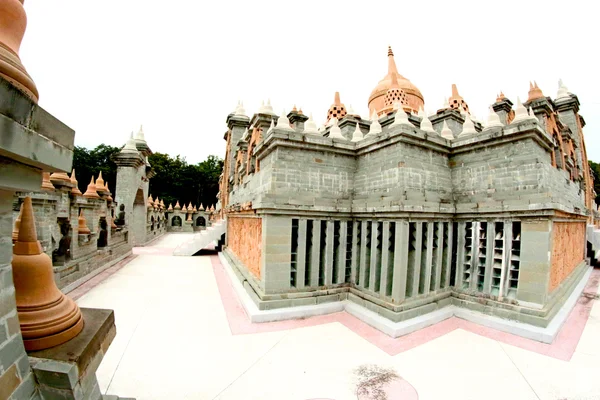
left=440, top=121, right=454, bottom=140
left=351, top=123, right=364, bottom=142
left=387, top=45, right=398, bottom=75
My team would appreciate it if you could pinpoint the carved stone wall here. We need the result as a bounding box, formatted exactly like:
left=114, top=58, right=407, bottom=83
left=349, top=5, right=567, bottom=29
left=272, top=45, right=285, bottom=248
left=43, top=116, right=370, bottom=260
left=550, top=221, right=586, bottom=292
left=227, top=216, right=262, bottom=278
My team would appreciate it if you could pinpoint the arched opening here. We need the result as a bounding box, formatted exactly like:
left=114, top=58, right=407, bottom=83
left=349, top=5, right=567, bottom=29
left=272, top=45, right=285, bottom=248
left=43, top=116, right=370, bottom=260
left=151, top=216, right=155, bottom=231
left=172, top=216, right=182, bottom=227
left=196, top=216, right=206, bottom=227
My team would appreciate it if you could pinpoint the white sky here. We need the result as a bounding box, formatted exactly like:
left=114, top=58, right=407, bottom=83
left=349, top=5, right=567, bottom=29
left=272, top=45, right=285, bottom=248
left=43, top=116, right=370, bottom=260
left=21, top=0, right=600, bottom=164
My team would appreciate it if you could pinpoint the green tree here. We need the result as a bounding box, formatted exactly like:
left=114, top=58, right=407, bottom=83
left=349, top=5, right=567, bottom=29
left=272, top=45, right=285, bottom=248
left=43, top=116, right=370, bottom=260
left=589, top=160, right=600, bottom=206
left=72, top=144, right=120, bottom=194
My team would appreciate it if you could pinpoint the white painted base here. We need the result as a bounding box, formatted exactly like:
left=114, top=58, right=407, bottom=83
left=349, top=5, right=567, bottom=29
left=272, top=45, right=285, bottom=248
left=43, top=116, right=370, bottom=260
left=218, top=253, right=592, bottom=343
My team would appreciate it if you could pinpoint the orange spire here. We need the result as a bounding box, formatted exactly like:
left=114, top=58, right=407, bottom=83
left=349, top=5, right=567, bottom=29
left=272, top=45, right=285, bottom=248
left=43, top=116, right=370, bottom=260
left=13, top=197, right=43, bottom=255
left=334, top=92, right=341, bottom=106
left=387, top=45, right=398, bottom=75
left=496, top=91, right=506, bottom=102
left=83, top=177, right=100, bottom=199
left=78, top=209, right=91, bottom=234
left=70, top=169, right=82, bottom=196
left=527, top=81, right=544, bottom=102
left=41, top=172, right=55, bottom=191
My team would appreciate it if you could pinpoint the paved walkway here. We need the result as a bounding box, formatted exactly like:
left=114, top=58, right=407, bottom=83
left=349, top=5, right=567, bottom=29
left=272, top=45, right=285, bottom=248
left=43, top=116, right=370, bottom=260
left=75, top=234, right=600, bottom=400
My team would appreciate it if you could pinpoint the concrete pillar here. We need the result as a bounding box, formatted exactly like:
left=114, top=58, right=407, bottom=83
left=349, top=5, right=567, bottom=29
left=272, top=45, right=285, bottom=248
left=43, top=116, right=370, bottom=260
left=296, top=219, right=307, bottom=289
left=309, top=220, right=321, bottom=287
left=359, top=220, right=369, bottom=288
left=433, top=222, right=444, bottom=291
left=336, top=222, right=348, bottom=285
left=455, top=222, right=466, bottom=287
left=261, top=215, right=292, bottom=294
left=412, top=222, right=423, bottom=296
left=325, top=221, right=334, bottom=286
left=379, top=221, right=391, bottom=297
left=391, top=221, right=409, bottom=303
left=483, top=222, right=495, bottom=294
left=444, top=223, right=454, bottom=288
left=422, top=221, right=434, bottom=295
left=350, top=221, right=359, bottom=284
left=369, top=221, right=381, bottom=293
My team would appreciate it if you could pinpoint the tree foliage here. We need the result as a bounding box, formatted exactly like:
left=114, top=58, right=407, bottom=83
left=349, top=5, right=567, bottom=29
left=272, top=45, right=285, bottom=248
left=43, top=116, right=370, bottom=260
left=72, top=145, right=223, bottom=209
left=589, top=160, right=600, bottom=206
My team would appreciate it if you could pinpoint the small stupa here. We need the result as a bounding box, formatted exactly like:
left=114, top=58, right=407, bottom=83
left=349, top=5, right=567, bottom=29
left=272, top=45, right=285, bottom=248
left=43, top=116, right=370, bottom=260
left=328, top=118, right=345, bottom=140
left=12, top=197, right=83, bottom=350
left=483, top=107, right=504, bottom=131
left=440, top=121, right=454, bottom=140
left=174, top=201, right=181, bottom=210
left=49, top=170, right=71, bottom=185
left=276, top=109, right=294, bottom=132
left=390, top=104, right=412, bottom=128
left=458, top=114, right=477, bottom=137
left=512, top=97, right=530, bottom=124
left=70, top=169, right=83, bottom=196
left=41, top=172, right=55, bottom=191
left=168, top=203, right=174, bottom=212
left=367, top=112, right=382, bottom=136
left=303, top=114, right=319, bottom=134
left=83, top=177, right=100, bottom=199
left=527, top=81, right=544, bottom=102
left=78, top=209, right=91, bottom=234
left=351, top=123, right=364, bottom=142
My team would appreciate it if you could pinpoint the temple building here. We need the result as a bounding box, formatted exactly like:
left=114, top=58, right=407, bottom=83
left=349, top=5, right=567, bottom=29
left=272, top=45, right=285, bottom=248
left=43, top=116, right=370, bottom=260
left=217, top=46, right=600, bottom=341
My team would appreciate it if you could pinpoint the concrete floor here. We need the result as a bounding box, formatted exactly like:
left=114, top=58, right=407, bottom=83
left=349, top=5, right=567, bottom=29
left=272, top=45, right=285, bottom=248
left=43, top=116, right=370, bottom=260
left=75, top=233, right=600, bottom=400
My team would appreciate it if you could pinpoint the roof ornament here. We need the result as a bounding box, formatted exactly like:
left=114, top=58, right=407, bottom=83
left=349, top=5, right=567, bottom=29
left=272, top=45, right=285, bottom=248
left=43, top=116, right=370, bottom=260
left=134, top=125, right=147, bottom=144
left=557, top=79, right=570, bottom=100
left=458, top=114, right=477, bottom=137
left=440, top=121, right=454, bottom=140
left=420, top=114, right=436, bottom=133
left=390, top=104, right=411, bottom=128
left=367, top=111, right=382, bottom=136
left=276, top=109, right=294, bottom=132
left=303, top=113, right=319, bottom=135
left=528, top=107, right=538, bottom=122
left=512, top=97, right=530, bottom=123
left=351, top=123, right=364, bottom=142
left=122, top=131, right=139, bottom=153
left=328, top=118, right=345, bottom=140
left=235, top=101, right=247, bottom=117
left=483, top=106, right=504, bottom=131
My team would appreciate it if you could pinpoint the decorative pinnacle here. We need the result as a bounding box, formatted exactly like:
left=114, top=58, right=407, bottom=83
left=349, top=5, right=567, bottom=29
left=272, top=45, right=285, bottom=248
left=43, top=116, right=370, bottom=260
left=440, top=121, right=454, bottom=140
left=351, top=123, right=364, bottom=142
left=328, top=118, right=345, bottom=140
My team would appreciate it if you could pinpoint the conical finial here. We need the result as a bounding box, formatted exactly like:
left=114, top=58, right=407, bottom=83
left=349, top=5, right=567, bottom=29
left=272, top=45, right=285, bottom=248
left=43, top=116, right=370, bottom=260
left=420, top=114, right=436, bottom=133
left=41, top=172, right=55, bottom=191
left=440, top=121, right=454, bottom=140
left=334, top=92, right=341, bottom=105
left=387, top=45, right=398, bottom=75
left=451, top=84, right=460, bottom=98
left=557, top=79, right=570, bottom=99
left=199, top=203, right=204, bottom=211
left=134, top=125, right=146, bottom=143
left=182, top=204, right=187, bottom=212
left=83, top=177, right=100, bottom=199
left=235, top=101, right=247, bottom=117
left=96, top=171, right=105, bottom=189
left=351, top=123, right=364, bottom=142
left=276, top=110, right=294, bottom=131
left=174, top=201, right=181, bottom=210
left=122, top=131, right=139, bottom=153
left=528, top=107, right=538, bottom=122
left=527, top=81, right=544, bottom=102
left=328, top=118, right=345, bottom=140
left=388, top=45, right=394, bottom=57
left=14, top=197, right=43, bottom=254
left=512, top=97, right=530, bottom=123
left=303, top=113, right=319, bottom=135
left=458, top=114, right=477, bottom=137
left=367, top=112, right=382, bottom=136
left=483, top=107, right=504, bottom=131
left=70, top=169, right=82, bottom=196
left=390, top=105, right=411, bottom=128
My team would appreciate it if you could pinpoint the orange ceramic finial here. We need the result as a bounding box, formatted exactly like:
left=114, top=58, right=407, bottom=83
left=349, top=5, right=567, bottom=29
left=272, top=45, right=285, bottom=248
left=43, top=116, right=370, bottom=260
left=78, top=209, right=91, bottom=234
left=70, top=169, right=83, bottom=196
left=41, top=172, right=55, bottom=191
left=0, top=1, right=39, bottom=102
left=387, top=46, right=398, bottom=75
left=496, top=91, right=506, bottom=102
left=527, top=81, right=544, bottom=102
left=83, top=177, right=100, bottom=199
left=326, top=92, right=347, bottom=122
left=448, top=84, right=470, bottom=114
left=12, top=196, right=84, bottom=350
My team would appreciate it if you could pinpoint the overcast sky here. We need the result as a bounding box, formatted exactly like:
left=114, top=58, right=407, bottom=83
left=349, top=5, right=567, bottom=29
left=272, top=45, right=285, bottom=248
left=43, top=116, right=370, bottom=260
left=21, top=0, right=599, bottom=164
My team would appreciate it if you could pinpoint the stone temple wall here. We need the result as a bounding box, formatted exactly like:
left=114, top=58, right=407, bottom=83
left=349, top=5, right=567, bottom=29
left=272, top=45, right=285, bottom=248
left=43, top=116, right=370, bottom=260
left=550, top=221, right=586, bottom=292
left=13, top=189, right=133, bottom=291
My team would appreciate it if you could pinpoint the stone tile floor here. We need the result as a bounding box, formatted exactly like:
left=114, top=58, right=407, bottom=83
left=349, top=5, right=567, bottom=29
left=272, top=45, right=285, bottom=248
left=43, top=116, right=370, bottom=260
left=75, top=233, right=600, bottom=400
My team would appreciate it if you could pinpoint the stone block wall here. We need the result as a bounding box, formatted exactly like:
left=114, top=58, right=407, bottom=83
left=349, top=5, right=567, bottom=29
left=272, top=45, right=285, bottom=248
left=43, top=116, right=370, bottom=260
left=550, top=221, right=586, bottom=292
left=227, top=216, right=262, bottom=279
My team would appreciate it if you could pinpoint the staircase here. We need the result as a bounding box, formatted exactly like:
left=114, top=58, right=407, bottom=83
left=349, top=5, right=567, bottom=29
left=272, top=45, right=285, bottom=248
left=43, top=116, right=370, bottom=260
left=173, top=219, right=226, bottom=256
